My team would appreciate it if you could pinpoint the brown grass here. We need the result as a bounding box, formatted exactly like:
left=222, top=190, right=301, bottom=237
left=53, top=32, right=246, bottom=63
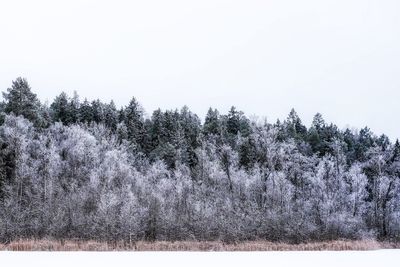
left=0, top=239, right=399, bottom=251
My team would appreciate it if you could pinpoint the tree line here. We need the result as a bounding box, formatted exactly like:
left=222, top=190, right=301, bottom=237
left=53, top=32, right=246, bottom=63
left=0, top=77, right=399, bottom=243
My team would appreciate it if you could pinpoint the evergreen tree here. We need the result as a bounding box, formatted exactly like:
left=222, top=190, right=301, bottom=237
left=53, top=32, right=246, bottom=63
left=104, top=100, right=118, bottom=131
left=226, top=106, right=240, bottom=136
left=222, top=106, right=250, bottom=147
left=392, top=139, right=400, bottom=162
left=377, top=134, right=390, bottom=152
left=124, top=97, right=145, bottom=149
left=0, top=101, right=5, bottom=125
left=308, top=113, right=325, bottom=154
left=91, top=99, right=105, bottom=124
left=177, top=106, right=201, bottom=168
left=50, top=92, right=70, bottom=124
left=203, top=108, right=221, bottom=137
left=238, top=136, right=256, bottom=170
left=343, top=128, right=357, bottom=164
left=79, top=98, right=93, bottom=123
left=149, top=109, right=164, bottom=150
left=69, top=91, right=80, bottom=123
left=355, top=127, right=374, bottom=162
left=284, top=108, right=307, bottom=142
left=2, top=77, right=41, bottom=125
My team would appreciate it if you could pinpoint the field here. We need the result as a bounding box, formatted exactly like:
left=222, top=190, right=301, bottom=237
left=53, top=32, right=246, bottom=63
left=1, top=240, right=399, bottom=267
left=1, top=239, right=400, bottom=251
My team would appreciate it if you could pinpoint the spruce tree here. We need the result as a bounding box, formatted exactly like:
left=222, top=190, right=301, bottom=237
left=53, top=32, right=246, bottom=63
left=392, top=139, right=400, bottom=162
left=284, top=108, right=307, bottom=142
left=203, top=108, right=220, bottom=137
left=2, top=77, right=41, bottom=124
left=79, top=98, right=93, bottom=123
left=124, top=97, right=145, bottom=149
left=50, top=92, right=70, bottom=124
left=104, top=100, right=118, bottom=131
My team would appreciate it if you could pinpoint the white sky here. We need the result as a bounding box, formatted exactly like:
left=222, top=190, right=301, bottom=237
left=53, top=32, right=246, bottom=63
left=0, top=0, right=399, bottom=140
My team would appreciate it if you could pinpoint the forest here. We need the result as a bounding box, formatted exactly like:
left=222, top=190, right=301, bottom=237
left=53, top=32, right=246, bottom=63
left=0, top=77, right=399, bottom=244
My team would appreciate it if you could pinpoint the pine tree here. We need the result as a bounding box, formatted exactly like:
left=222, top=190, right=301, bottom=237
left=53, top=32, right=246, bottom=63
left=392, top=139, right=400, bottom=162
left=50, top=92, right=70, bottom=124
left=104, top=100, right=118, bottom=131
left=355, top=127, right=374, bottom=162
left=124, top=97, right=145, bottom=149
left=284, top=108, right=307, bottom=142
left=222, top=106, right=250, bottom=147
left=149, top=109, right=164, bottom=150
left=2, top=77, right=41, bottom=124
left=238, top=136, right=256, bottom=171
left=178, top=106, right=201, bottom=168
left=91, top=99, right=104, bottom=124
left=69, top=91, right=80, bottom=123
left=203, top=108, right=221, bottom=137
left=226, top=106, right=241, bottom=137
left=79, top=98, right=93, bottom=123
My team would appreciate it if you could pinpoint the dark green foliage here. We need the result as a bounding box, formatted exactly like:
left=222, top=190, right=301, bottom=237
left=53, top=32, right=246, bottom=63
left=1, top=77, right=400, bottom=242
left=177, top=106, right=201, bottom=169
left=343, top=128, right=357, bottom=164
left=51, top=92, right=71, bottom=124
left=2, top=77, right=42, bottom=125
left=2, top=77, right=394, bottom=171
left=393, top=139, right=400, bottom=162
left=145, top=107, right=201, bottom=170
left=104, top=101, right=118, bottom=131
left=79, top=99, right=93, bottom=123
left=221, top=106, right=251, bottom=148
left=238, top=137, right=256, bottom=170
left=151, top=142, right=177, bottom=170
left=355, top=127, right=375, bottom=162
left=91, top=99, right=105, bottom=124
left=0, top=139, right=15, bottom=198
left=203, top=108, right=221, bottom=137
left=377, top=134, right=390, bottom=152
left=0, top=101, right=5, bottom=125
left=283, top=109, right=307, bottom=142
left=124, top=97, right=145, bottom=149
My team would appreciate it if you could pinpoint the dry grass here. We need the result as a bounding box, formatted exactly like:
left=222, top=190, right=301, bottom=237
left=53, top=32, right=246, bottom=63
left=0, top=239, right=399, bottom=251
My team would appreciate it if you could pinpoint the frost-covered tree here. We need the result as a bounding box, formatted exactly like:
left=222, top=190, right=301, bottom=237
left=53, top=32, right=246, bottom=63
left=1, top=78, right=400, bottom=243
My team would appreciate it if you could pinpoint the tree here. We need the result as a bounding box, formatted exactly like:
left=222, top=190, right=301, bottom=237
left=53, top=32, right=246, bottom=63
left=218, top=145, right=237, bottom=193
left=2, top=78, right=42, bottom=125
left=50, top=92, right=71, bottom=124
left=69, top=91, right=80, bottom=123
left=79, top=98, right=93, bottom=123
left=177, top=106, right=201, bottom=169
left=238, top=136, right=256, bottom=171
left=222, top=106, right=251, bottom=147
left=355, top=127, right=374, bottom=162
left=284, top=109, right=307, bottom=142
left=2, top=80, right=400, bottom=243
left=308, top=113, right=325, bottom=155
left=392, top=139, right=400, bottom=162
left=124, top=97, right=145, bottom=149
left=203, top=108, right=221, bottom=137
left=363, top=146, right=399, bottom=238
left=346, top=163, right=368, bottom=218
left=91, top=99, right=105, bottom=124
left=250, top=121, right=280, bottom=208
left=104, top=101, right=118, bottom=131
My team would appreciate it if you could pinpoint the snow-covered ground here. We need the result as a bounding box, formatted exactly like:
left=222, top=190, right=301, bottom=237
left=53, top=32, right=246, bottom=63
left=1, top=250, right=399, bottom=267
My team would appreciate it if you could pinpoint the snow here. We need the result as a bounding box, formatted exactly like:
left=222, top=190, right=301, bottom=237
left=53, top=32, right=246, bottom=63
left=1, top=250, right=399, bottom=267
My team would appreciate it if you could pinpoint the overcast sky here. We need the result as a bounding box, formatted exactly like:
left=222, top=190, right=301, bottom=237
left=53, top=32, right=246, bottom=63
left=0, top=0, right=399, bottom=140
